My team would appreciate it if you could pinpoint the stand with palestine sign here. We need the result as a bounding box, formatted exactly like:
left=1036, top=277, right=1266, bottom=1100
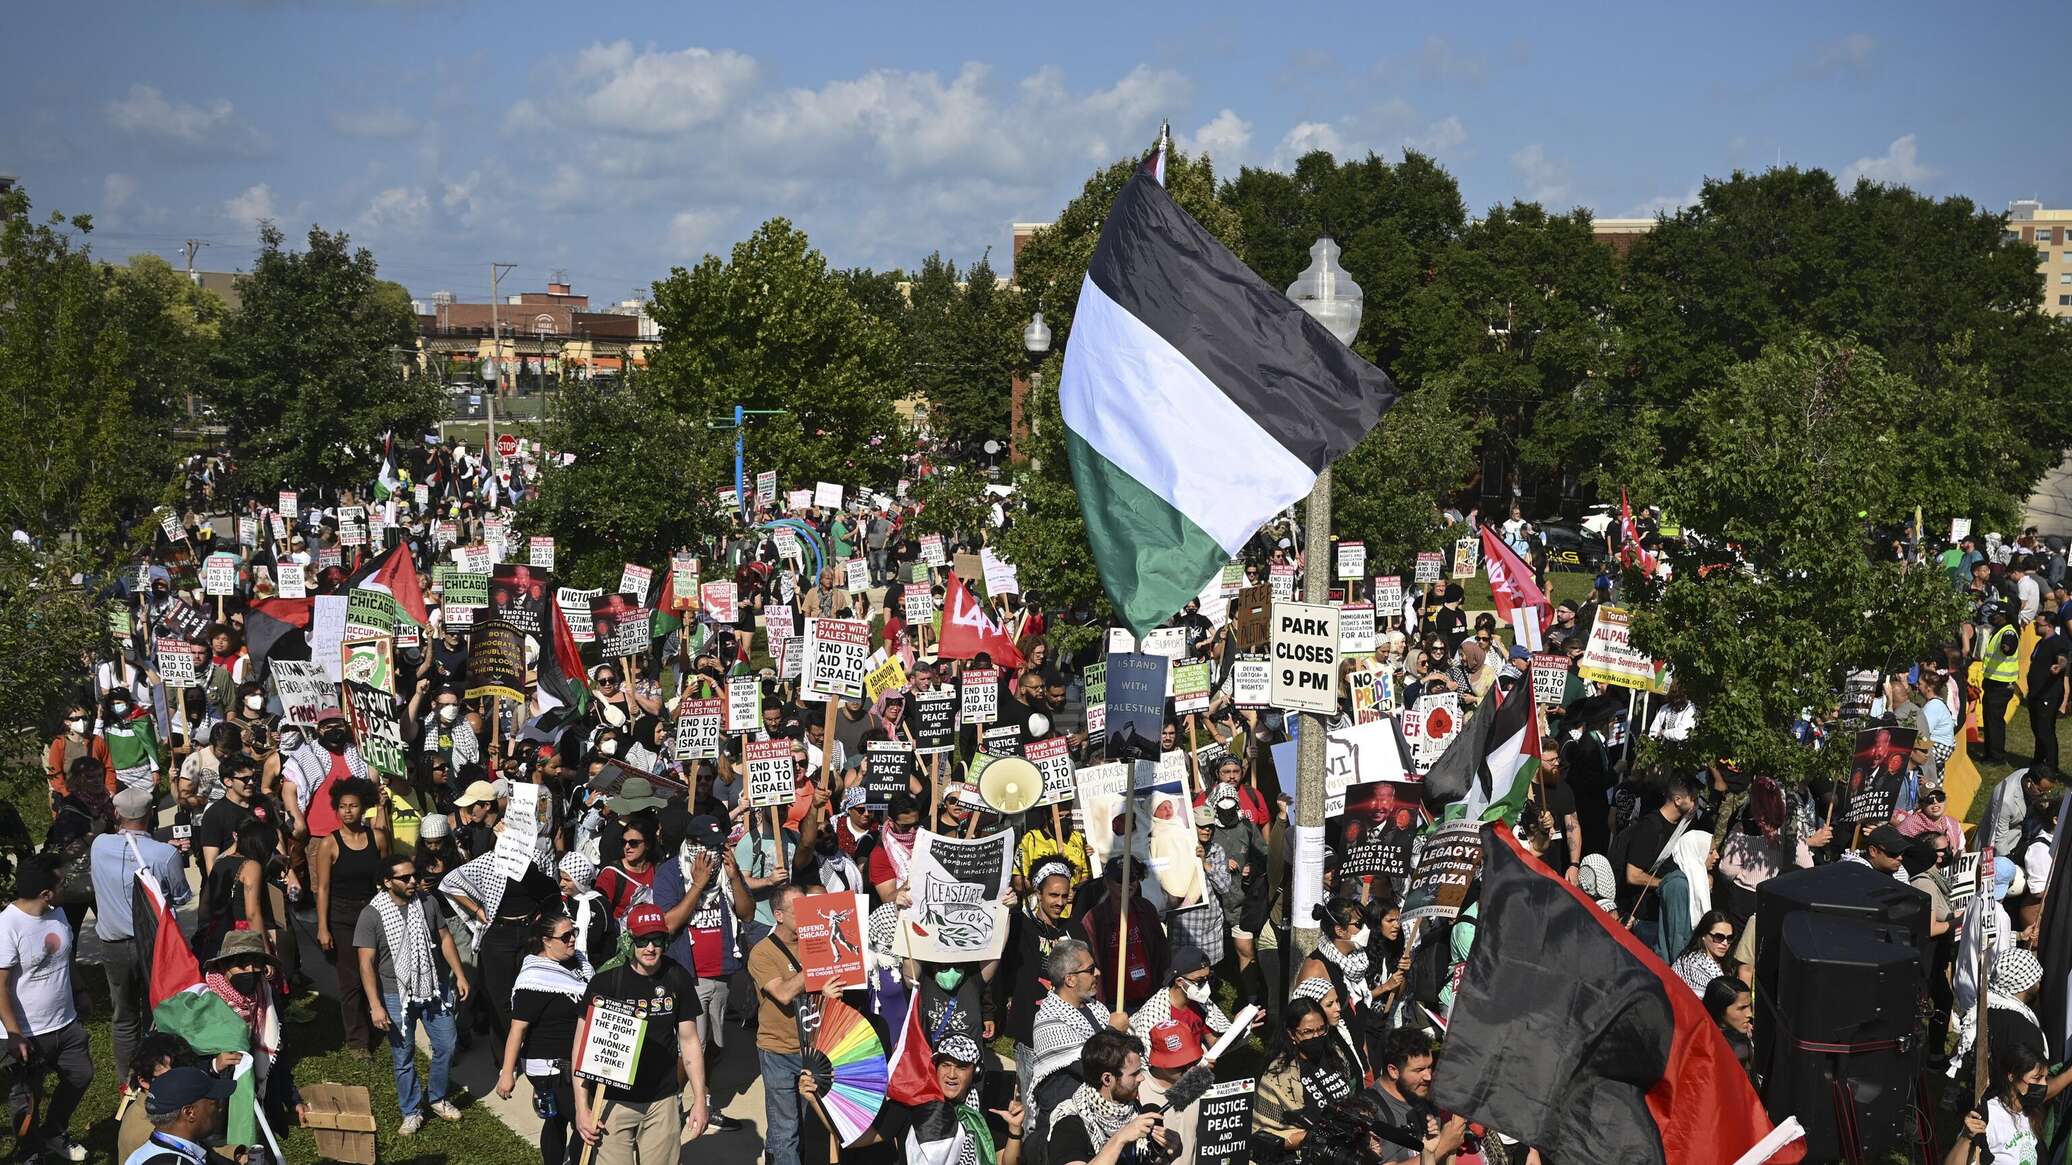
left=802, top=618, right=870, bottom=702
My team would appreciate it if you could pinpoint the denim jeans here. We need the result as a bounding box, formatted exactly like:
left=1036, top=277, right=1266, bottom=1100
left=382, top=991, right=457, bottom=1116
left=758, top=1049, right=804, bottom=1165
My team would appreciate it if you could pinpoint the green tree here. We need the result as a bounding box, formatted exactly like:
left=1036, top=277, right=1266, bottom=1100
left=211, top=222, right=444, bottom=493
left=905, top=251, right=1025, bottom=450
left=643, top=219, right=909, bottom=490
left=903, top=464, right=994, bottom=542
left=1328, top=373, right=1487, bottom=570
left=0, top=542, right=106, bottom=818
left=1627, top=335, right=1971, bottom=786
left=0, top=188, right=200, bottom=562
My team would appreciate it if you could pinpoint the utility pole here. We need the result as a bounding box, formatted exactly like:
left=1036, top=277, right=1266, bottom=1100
left=708, top=407, right=788, bottom=526
left=489, top=262, right=516, bottom=460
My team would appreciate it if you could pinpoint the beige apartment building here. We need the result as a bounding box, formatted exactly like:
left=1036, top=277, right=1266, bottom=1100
left=2008, top=200, right=2072, bottom=318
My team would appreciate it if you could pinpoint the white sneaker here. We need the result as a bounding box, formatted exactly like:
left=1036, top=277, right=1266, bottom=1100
left=430, top=1099, right=463, bottom=1122
left=400, top=1113, right=426, bottom=1137
left=42, top=1137, right=88, bottom=1163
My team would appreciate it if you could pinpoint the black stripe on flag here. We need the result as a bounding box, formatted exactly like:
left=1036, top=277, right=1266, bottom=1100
left=1084, top=172, right=1397, bottom=472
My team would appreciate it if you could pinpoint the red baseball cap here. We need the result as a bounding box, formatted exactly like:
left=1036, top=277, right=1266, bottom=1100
left=626, top=904, right=668, bottom=938
left=1146, top=1020, right=1201, bottom=1071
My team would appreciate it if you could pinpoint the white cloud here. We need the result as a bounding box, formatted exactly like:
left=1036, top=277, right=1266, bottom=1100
left=1408, top=115, right=1466, bottom=153
left=666, top=209, right=728, bottom=258
left=1840, top=133, right=1937, bottom=189
left=1275, top=120, right=1346, bottom=165
left=1621, top=185, right=1704, bottom=218
left=357, top=186, right=430, bottom=232
left=106, top=84, right=265, bottom=154
left=1270, top=100, right=1465, bottom=168
left=1511, top=144, right=1572, bottom=205
left=224, top=184, right=276, bottom=231
left=101, top=173, right=137, bottom=213
left=329, top=106, right=421, bottom=139
left=561, top=42, right=759, bottom=135
left=1182, top=109, right=1253, bottom=166
left=1802, top=32, right=1873, bottom=79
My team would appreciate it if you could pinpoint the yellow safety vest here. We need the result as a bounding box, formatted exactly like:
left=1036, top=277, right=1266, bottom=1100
left=1984, top=626, right=2020, bottom=684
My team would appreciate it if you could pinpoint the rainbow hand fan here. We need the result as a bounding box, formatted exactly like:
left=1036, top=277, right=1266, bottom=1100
left=802, top=1000, right=888, bottom=1146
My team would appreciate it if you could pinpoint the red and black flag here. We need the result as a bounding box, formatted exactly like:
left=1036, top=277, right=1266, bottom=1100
left=1432, top=824, right=1799, bottom=1165
left=242, top=595, right=311, bottom=678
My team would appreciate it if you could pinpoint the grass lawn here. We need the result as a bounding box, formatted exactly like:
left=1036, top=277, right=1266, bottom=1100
left=57, top=974, right=537, bottom=1165
left=1956, top=703, right=2071, bottom=827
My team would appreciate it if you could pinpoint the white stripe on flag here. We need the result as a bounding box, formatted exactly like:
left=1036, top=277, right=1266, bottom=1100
left=1060, top=277, right=1316, bottom=553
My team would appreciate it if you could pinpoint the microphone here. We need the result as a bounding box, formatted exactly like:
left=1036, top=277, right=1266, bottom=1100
left=1149, top=1064, right=1216, bottom=1115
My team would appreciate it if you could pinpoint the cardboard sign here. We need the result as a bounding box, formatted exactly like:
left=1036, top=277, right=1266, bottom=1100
left=980, top=548, right=1019, bottom=596
left=1335, top=540, right=1366, bottom=581
left=912, top=689, right=958, bottom=755
left=744, top=738, right=795, bottom=808
left=529, top=537, right=555, bottom=570
left=865, top=656, right=908, bottom=701
left=1846, top=726, right=1918, bottom=823
left=903, top=588, right=934, bottom=625
left=919, top=534, right=947, bottom=567
left=465, top=619, right=526, bottom=702
left=277, top=490, right=298, bottom=519
left=1269, top=601, right=1339, bottom=715
left=786, top=489, right=813, bottom=513
left=1027, top=736, right=1076, bottom=806
left=803, top=617, right=871, bottom=701
left=724, top=675, right=762, bottom=733
left=308, top=595, right=348, bottom=682
left=1414, top=552, right=1443, bottom=585
left=668, top=556, right=699, bottom=611
left=675, top=698, right=723, bottom=761
left=843, top=557, right=870, bottom=595
left=1338, top=602, right=1376, bottom=655
left=1195, top=1079, right=1256, bottom=1165
left=344, top=679, right=407, bottom=780
left=618, top=564, right=653, bottom=606
left=755, top=470, right=778, bottom=508
left=1268, top=563, right=1296, bottom=601
left=1950, top=517, right=1972, bottom=543
left=275, top=567, right=307, bottom=600
left=1451, top=537, right=1478, bottom=579
left=1104, top=652, right=1169, bottom=762
left=202, top=554, right=238, bottom=597
left=556, top=586, right=602, bottom=643
left=154, top=637, right=205, bottom=686
left=700, top=580, right=738, bottom=625
left=1228, top=657, right=1271, bottom=708
left=1531, top=652, right=1570, bottom=708
left=269, top=660, right=335, bottom=729
left=897, top=828, right=1014, bottom=963
left=863, top=740, right=913, bottom=807
left=952, top=552, right=984, bottom=587
left=813, top=481, right=845, bottom=510
left=1401, top=818, right=1484, bottom=922
left=796, top=892, right=868, bottom=991
left=1577, top=605, right=1667, bottom=693
left=959, top=667, right=1000, bottom=725
left=1231, top=584, right=1273, bottom=654
left=1171, top=661, right=1212, bottom=714
left=589, top=593, right=651, bottom=659
left=572, top=999, right=648, bottom=1087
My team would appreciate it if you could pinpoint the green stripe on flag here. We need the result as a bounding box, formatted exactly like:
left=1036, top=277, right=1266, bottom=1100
left=1064, top=428, right=1228, bottom=636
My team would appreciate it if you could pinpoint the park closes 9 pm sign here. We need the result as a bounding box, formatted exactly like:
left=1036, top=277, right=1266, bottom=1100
left=1270, top=601, right=1339, bottom=715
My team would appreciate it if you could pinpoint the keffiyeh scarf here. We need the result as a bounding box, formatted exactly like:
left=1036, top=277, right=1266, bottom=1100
left=373, top=892, right=441, bottom=1004
left=445, top=838, right=557, bottom=921
left=1317, top=935, right=1370, bottom=991
left=512, top=952, right=590, bottom=1001
left=1049, top=1083, right=1136, bottom=1149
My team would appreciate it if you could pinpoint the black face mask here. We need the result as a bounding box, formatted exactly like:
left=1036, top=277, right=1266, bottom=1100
left=319, top=729, right=351, bottom=751
left=2026, top=1082, right=2049, bottom=1109
left=230, top=971, right=266, bottom=998
left=1297, top=1036, right=1331, bottom=1061
left=814, top=832, right=838, bottom=856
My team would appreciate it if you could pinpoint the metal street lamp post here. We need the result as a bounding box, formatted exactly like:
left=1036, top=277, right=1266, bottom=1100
left=1286, top=238, right=1362, bottom=958
left=1020, top=311, right=1051, bottom=473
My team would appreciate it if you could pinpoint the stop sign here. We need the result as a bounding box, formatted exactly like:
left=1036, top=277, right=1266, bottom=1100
left=495, top=434, right=519, bottom=459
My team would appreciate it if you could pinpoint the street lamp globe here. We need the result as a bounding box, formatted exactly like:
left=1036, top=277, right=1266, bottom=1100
left=1023, top=312, right=1052, bottom=356
left=1286, top=238, right=1362, bottom=347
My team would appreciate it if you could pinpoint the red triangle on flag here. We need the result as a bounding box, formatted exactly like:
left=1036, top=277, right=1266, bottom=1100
left=887, top=993, right=946, bottom=1106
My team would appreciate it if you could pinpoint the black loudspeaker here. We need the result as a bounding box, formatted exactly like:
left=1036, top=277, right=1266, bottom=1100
left=1754, top=863, right=1929, bottom=1163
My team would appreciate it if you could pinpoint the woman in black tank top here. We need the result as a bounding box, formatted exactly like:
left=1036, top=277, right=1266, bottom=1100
left=311, top=778, right=389, bottom=1056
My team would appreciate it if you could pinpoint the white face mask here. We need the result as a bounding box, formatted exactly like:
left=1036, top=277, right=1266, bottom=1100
left=66, top=719, right=88, bottom=734
left=437, top=705, right=461, bottom=724
left=1182, top=979, right=1212, bottom=1005
left=599, top=739, right=619, bottom=756
left=1348, top=927, right=1370, bottom=949
left=244, top=695, right=265, bottom=712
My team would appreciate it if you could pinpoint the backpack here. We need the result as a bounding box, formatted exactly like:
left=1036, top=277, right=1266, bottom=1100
left=43, top=811, right=96, bottom=909
left=1407, top=917, right=1455, bottom=1010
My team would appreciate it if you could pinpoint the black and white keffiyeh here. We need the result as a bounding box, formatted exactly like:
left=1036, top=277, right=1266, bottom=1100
left=373, top=893, right=440, bottom=1004
left=442, top=838, right=557, bottom=921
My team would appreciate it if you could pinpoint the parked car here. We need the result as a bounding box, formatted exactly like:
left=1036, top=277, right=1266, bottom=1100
left=1537, top=522, right=1608, bottom=573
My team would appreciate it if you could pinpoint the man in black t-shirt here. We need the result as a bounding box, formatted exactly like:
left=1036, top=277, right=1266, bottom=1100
left=1523, top=740, right=1581, bottom=883
left=1048, top=1029, right=1171, bottom=1165
left=196, top=755, right=274, bottom=875
left=574, top=904, right=709, bottom=1162
left=1615, top=773, right=1700, bottom=949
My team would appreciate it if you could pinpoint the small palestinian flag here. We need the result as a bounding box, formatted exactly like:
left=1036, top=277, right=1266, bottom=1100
left=342, top=543, right=429, bottom=629
left=533, top=590, right=592, bottom=728
left=1422, top=678, right=1539, bottom=824
left=134, top=862, right=203, bottom=1008
left=1057, top=166, right=1396, bottom=635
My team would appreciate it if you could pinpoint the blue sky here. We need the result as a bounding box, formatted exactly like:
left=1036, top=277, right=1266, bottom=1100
left=2, top=2, right=2059, bottom=306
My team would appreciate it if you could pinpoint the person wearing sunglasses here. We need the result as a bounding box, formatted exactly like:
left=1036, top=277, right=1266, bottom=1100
left=496, top=914, right=591, bottom=1165
left=354, top=853, right=470, bottom=1137
left=1670, top=909, right=1740, bottom=995
left=574, top=904, right=709, bottom=1161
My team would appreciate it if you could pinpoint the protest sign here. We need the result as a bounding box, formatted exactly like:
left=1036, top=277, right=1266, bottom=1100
left=154, top=637, right=204, bottom=686
left=338, top=507, right=367, bottom=548
left=269, top=514, right=288, bottom=544
left=865, top=656, right=908, bottom=701
left=434, top=520, right=458, bottom=548
left=344, top=680, right=406, bottom=780
left=898, top=828, right=1014, bottom=963
left=616, top=563, right=653, bottom=606
left=952, top=552, right=984, bottom=587
left=309, top=595, right=348, bottom=681
left=344, top=588, right=398, bottom=639
left=455, top=545, right=487, bottom=572
left=1414, top=552, right=1443, bottom=585
left=902, top=588, right=934, bottom=625
left=755, top=470, right=778, bottom=508
left=1195, top=1079, right=1256, bottom=1165
left=1451, top=537, right=1478, bottom=578
left=1074, top=762, right=1134, bottom=867
left=156, top=508, right=183, bottom=543
left=1333, top=780, right=1423, bottom=878
left=589, top=593, right=651, bottom=659
left=777, top=636, right=804, bottom=681
left=912, top=690, right=958, bottom=755
left=813, top=481, right=845, bottom=510
left=237, top=516, right=258, bottom=548
left=555, top=586, right=601, bottom=643
left=1338, top=602, right=1376, bottom=655
left=465, top=619, right=526, bottom=702
left=1270, top=601, right=1339, bottom=715
left=959, top=667, right=1000, bottom=726
left=492, top=781, right=543, bottom=884
left=340, top=637, right=393, bottom=692
left=528, top=537, right=555, bottom=570
left=716, top=488, right=740, bottom=515
left=864, top=740, right=914, bottom=807
left=1407, top=691, right=1461, bottom=771
left=1026, top=736, right=1075, bottom=806
left=1840, top=670, right=1879, bottom=723
left=1577, top=605, right=1668, bottom=693
left=270, top=660, right=334, bottom=728
left=744, top=738, right=795, bottom=808
left=1846, top=725, right=1918, bottom=823
left=1218, top=562, right=1245, bottom=601
left=980, top=723, right=1024, bottom=759
left=439, top=570, right=489, bottom=613
left=1082, top=662, right=1107, bottom=747
left=1171, top=661, right=1211, bottom=714
left=489, top=564, right=549, bottom=639
left=202, top=554, right=238, bottom=597
left=412, top=482, right=428, bottom=508
left=919, top=534, right=947, bottom=567
left=1347, top=669, right=1392, bottom=724
left=1323, top=714, right=1406, bottom=816
left=1335, top=540, right=1366, bottom=581
left=277, top=490, right=298, bottom=518
left=1104, top=653, right=1169, bottom=762
left=1950, top=517, right=1972, bottom=542
left=980, top=548, right=1019, bottom=595
left=724, top=675, right=762, bottom=734
left=1228, top=657, right=1271, bottom=708
left=700, top=580, right=738, bottom=625
left=675, top=698, right=723, bottom=761
left=843, top=557, right=870, bottom=594
left=1268, top=563, right=1296, bottom=601
left=796, top=892, right=869, bottom=992
left=803, top=617, right=870, bottom=701
left=785, top=489, right=813, bottom=513
left=668, top=556, right=699, bottom=611
left=1531, top=652, right=1570, bottom=708
left=1231, top=585, right=1273, bottom=654
left=276, top=567, right=306, bottom=600
left=1140, top=626, right=1188, bottom=662
left=572, top=998, right=647, bottom=1088
left=1401, top=819, right=1484, bottom=922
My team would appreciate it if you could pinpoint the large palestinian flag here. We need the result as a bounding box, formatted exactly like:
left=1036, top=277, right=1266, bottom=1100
left=342, top=543, right=430, bottom=629
left=1056, top=171, right=1397, bottom=635
left=1433, top=824, right=1800, bottom=1165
